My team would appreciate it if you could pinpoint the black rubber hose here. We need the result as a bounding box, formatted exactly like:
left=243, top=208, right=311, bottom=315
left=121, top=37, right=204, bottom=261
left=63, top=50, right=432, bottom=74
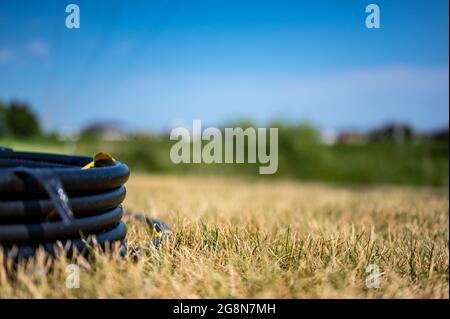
left=0, top=151, right=129, bottom=194
left=0, top=149, right=130, bottom=260
left=0, top=205, right=123, bottom=243
left=0, top=186, right=126, bottom=222
left=1, top=221, right=128, bottom=260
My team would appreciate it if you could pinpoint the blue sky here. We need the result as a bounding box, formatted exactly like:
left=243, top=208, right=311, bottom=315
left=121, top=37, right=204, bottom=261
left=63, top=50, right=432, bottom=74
left=0, top=0, right=448, bottom=133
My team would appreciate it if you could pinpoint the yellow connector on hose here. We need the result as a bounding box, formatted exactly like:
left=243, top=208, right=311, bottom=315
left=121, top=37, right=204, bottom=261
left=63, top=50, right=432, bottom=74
left=82, top=151, right=116, bottom=169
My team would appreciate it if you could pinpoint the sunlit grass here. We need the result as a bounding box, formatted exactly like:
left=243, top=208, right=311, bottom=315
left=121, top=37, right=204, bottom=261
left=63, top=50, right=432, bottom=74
left=0, top=175, right=448, bottom=298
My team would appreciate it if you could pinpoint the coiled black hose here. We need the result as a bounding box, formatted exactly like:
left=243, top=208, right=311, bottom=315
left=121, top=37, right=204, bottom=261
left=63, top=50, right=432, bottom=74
left=0, top=148, right=130, bottom=260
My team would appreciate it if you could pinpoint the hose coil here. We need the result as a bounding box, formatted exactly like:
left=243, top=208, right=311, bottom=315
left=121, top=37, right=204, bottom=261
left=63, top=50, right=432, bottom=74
left=0, top=148, right=130, bottom=260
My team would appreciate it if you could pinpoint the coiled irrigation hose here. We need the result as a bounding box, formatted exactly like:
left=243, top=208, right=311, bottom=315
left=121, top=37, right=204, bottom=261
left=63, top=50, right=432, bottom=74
left=0, top=147, right=170, bottom=261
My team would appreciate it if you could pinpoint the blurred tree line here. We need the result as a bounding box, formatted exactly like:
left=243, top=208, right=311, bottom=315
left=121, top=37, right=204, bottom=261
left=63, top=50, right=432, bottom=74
left=70, top=120, right=448, bottom=186
left=0, top=102, right=447, bottom=186
left=0, top=101, right=41, bottom=137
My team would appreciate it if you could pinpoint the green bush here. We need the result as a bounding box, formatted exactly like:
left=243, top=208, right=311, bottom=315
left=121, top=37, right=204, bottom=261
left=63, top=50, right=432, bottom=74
left=0, top=101, right=41, bottom=137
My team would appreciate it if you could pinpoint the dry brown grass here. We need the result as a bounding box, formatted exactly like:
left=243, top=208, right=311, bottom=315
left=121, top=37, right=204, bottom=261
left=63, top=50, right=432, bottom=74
left=0, top=174, right=448, bottom=298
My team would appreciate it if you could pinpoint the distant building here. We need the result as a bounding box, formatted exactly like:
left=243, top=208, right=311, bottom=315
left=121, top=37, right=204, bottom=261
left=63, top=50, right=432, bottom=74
left=81, top=122, right=128, bottom=141
left=319, top=128, right=338, bottom=145
left=369, top=123, right=414, bottom=143
left=429, top=127, right=449, bottom=142
left=336, top=131, right=368, bottom=145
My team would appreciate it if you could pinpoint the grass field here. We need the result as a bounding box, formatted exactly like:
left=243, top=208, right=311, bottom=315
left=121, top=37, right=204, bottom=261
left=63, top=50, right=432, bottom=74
left=0, top=174, right=448, bottom=298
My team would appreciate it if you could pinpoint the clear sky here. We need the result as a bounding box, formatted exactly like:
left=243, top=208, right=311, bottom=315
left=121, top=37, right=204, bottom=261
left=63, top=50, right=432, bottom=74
left=0, top=0, right=448, bottom=133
